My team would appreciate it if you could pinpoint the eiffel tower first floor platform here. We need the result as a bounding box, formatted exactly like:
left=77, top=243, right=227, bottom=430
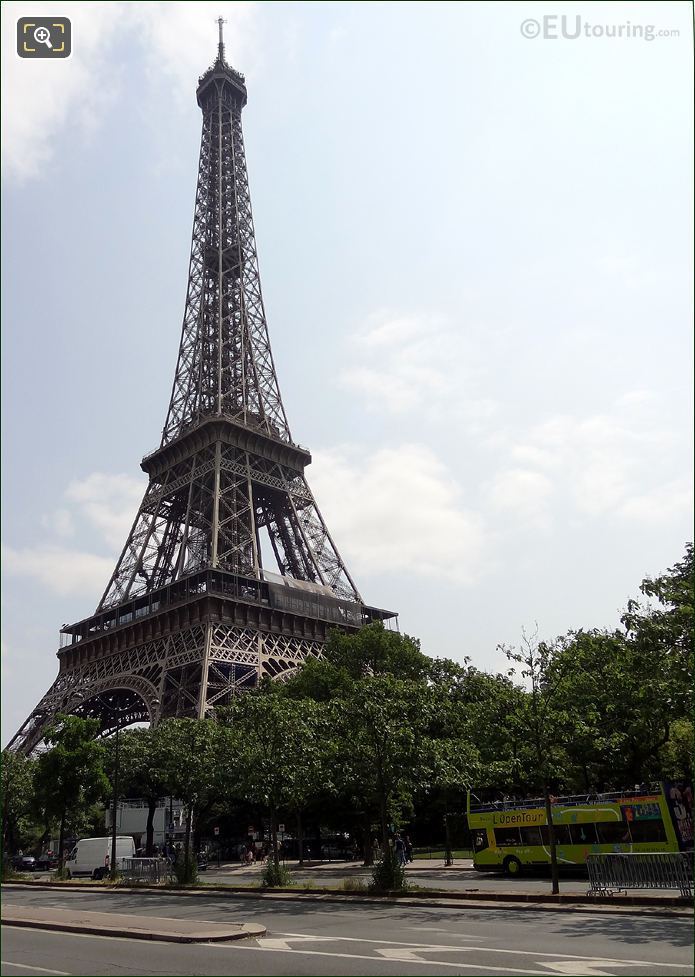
left=9, top=567, right=397, bottom=755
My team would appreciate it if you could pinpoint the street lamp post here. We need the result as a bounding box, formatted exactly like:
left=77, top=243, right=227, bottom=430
left=110, top=723, right=120, bottom=881
left=101, top=694, right=158, bottom=881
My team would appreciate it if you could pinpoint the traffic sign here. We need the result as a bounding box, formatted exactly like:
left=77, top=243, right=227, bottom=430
left=214, top=826, right=220, bottom=836
left=278, top=824, right=285, bottom=834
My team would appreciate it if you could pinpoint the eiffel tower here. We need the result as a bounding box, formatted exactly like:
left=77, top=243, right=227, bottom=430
left=9, top=23, right=396, bottom=754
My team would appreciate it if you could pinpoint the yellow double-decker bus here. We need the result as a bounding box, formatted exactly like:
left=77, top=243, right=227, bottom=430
left=466, top=782, right=693, bottom=876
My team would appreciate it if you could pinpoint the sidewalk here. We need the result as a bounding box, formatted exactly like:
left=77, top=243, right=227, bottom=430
left=4, top=881, right=691, bottom=916
left=1, top=903, right=266, bottom=943
left=213, top=858, right=472, bottom=872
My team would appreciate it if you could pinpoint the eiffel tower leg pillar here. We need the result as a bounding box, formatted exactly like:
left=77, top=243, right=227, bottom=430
left=197, top=624, right=213, bottom=719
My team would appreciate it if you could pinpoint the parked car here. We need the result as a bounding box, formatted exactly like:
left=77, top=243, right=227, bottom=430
left=64, top=836, right=136, bottom=880
left=11, top=855, right=36, bottom=872
left=34, top=854, right=59, bottom=871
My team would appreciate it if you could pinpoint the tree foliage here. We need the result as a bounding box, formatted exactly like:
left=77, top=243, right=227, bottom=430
left=33, top=715, right=109, bottom=861
left=1, top=751, right=36, bottom=858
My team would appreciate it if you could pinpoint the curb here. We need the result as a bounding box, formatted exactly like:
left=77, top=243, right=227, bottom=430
left=3, top=881, right=692, bottom=917
left=1, top=916, right=266, bottom=944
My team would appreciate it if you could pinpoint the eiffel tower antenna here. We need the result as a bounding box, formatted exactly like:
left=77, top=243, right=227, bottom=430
left=9, top=26, right=397, bottom=754
left=216, top=15, right=226, bottom=61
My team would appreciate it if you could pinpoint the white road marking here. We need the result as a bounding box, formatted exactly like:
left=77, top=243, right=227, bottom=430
left=257, top=935, right=336, bottom=951
left=273, top=932, right=688, bottom=967
left=376, top=947, right=472, bottom=962
left=417, top=927, right=482, bottom=936
left=0, top=964, right=70, bottom=976
left=543, top=963, right=641, bottom=976
left=207, top=943, right=551, bottom=974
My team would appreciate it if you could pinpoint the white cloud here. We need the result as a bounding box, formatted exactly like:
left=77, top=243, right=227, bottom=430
left=505, top=394, right=691, bottom=525
left=1, top=0, right=258, bottom=181
left=3, top=472, right=143, bottom=597
left=618, top=480, right=692, bottom=525
left=310, top=443, right=487, bottom=585
left=1, top=543, right=113, bottom=598
left=488, top=468, right=554, bottom=527
left=1, top=1, right=122, bottom=181
left=65, top=472, right=143, bottom=550
left=340, top=310, right=499, bottom=427
left=41, top=508, right=75, bottom=538
left=356, top=312, right=426, bottom=349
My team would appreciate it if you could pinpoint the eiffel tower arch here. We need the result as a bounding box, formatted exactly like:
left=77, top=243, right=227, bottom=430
left=9, top=25, right=396, bottom=754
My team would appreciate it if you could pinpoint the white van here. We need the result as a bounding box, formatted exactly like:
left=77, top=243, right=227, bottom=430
left=65, top=836, right=135, bottom=879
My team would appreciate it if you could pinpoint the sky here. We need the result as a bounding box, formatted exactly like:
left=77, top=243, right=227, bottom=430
left=1, top=0, right=692, bottom=747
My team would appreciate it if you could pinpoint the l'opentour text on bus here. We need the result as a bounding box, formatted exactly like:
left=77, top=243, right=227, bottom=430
left=466, top=782, right=693, bottom=876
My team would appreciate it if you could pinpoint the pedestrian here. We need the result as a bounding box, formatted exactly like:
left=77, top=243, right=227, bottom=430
left=404, top=834, right=413, bottom=863
left=394, top=833, right=406, bottom=866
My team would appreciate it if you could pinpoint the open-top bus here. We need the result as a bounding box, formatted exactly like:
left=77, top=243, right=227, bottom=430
left=466, top=782, right=693, bottom=875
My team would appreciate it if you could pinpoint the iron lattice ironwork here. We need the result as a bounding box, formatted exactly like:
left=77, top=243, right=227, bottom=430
left=9, top=28, right=396, bottom=755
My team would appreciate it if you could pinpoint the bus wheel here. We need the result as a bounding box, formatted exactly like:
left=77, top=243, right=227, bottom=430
left=503, top=856, right=522, bottom=877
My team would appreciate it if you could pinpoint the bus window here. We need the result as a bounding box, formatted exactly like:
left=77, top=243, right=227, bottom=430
left=494, top=828, right=521, bottom=847
left=596, top=822, right=631, bottom=844
left=629, top=819, right=667, bottom=843
left=541, top=824, right=573, bottom=845
left=570, top=823, right=598, bottom=845
left=520, top=826, right=543, bottom=846
left=473, top=831, right=489, bottom=852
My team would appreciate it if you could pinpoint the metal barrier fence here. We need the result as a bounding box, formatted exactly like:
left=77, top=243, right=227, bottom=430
left=120, top=858, right=173, bottom=884
left=587, top=852, right=693, bottom=898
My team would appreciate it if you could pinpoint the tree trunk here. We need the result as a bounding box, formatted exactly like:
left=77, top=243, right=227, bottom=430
left=184, top=805, right=193, bottom=879
left=3, top=815, right=13, bottom=857
left=544, top=789, right=560, bottom=895
left=270, top=804, right=279, bottom=869
left=297, top=810, right=304, bottom=866
left=379, top=792, right=389, bottom=853
left=58, top=809, right=66, bottom=866
left=145, top=799, right=157, bottom=856
left=362, top=813, right=373, bottom=866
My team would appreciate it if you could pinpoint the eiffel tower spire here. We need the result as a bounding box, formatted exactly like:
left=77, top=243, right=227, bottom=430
left=217, top=16, right=226, bottom=62
left=9, top=32, right=396, bottom=755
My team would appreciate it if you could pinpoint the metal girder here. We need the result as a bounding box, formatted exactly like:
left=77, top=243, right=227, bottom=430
left=7, top=623, right=324, bottom=753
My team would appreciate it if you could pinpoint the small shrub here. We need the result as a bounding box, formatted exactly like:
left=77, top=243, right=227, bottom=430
left=369, top=846, right=407, bottom=892
left=340, top=876, right=367, bottom=892
left=261, top=860, right=292, bottom=888
left=52, top=866, right=70, bottom=881
left=173, top=854, right=198, bottom=885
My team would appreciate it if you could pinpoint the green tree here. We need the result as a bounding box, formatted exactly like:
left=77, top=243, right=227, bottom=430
left=1, top=751, right=36, bottom=858
left=330, top=676, right=476, bottom=874
left=501, top=629, right=575, bottom=894
left=155, top=719, right=222, bottom=880
left=220, top=689, right=329, bottom=874
left=33, top=715, right=110, bottom=864
left=107, top=727, right=171, bottom=856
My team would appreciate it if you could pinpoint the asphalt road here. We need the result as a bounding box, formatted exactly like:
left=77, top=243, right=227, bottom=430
left=2, top=886, right=693, bottom=976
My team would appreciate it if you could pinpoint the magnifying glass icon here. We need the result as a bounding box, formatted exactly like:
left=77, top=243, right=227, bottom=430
left=34, top=26, right=53, bottom=49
